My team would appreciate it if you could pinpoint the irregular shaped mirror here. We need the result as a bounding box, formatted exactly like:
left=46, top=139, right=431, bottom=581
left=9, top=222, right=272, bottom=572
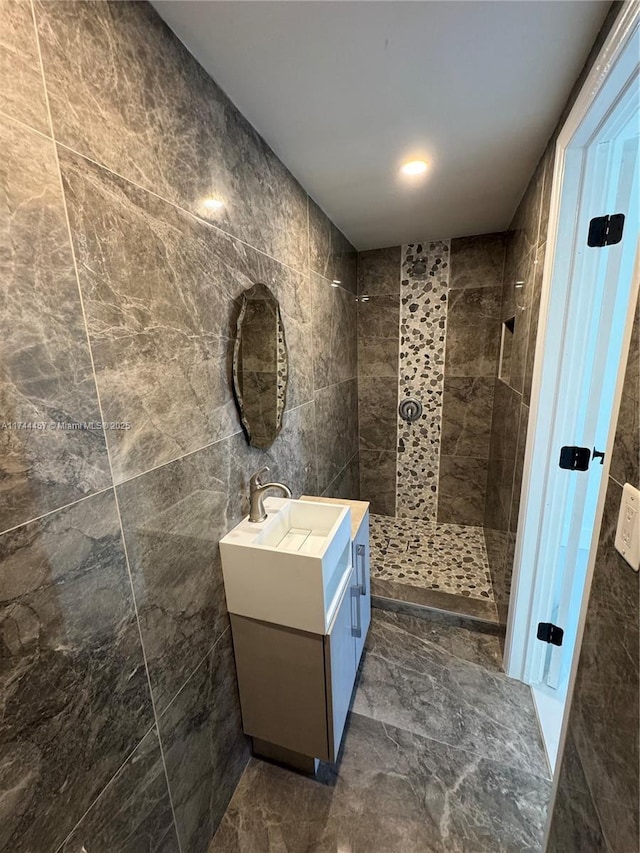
left=233, top=283, right=288, bottom=449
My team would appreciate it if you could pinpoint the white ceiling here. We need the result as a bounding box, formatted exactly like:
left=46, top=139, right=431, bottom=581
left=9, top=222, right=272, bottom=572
left=153, top=1, right=610, bottom=250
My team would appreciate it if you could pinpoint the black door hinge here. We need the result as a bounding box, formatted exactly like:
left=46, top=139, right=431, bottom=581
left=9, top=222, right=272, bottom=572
left=559, top=446, right=605, bottom=471
left=537, top=622, right=564, bottom=647
left=587, top=213, right=625, bottom=247
left=559, top=446, right=591, bottom=471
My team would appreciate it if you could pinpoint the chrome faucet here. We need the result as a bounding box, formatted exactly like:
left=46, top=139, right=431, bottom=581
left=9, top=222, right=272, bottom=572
left=248, top=466, right=292, bottom=523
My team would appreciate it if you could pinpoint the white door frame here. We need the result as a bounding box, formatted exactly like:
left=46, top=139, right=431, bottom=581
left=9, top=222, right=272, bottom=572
left=503, top=0, right=639, bottom=795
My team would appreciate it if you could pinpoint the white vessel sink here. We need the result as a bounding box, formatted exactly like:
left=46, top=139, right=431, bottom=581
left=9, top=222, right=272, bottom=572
left=220, top=497, right=352, bottom=633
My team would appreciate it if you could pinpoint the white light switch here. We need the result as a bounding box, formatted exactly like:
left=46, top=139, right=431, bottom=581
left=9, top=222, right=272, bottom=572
left=615, top=483, right=640, bottom=572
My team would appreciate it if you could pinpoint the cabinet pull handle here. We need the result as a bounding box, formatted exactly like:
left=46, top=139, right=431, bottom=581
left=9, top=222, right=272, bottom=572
left=351, top=584, right=362, bottom=637
left=356, top=543, right=366, bottom=596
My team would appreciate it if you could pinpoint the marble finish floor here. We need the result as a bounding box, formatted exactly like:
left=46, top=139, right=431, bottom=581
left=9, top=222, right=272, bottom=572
left=370, top=515, right=495, bottom=601
left=210, top=610, right=551, bottom=852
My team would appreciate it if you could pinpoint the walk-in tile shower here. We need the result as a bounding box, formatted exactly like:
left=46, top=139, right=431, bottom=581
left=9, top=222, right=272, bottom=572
left=357, top=234, right=506, bottom=618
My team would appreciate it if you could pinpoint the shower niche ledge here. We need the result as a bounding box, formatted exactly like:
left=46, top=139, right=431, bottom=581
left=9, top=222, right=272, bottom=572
left=220, top=496, right=371, bottom=772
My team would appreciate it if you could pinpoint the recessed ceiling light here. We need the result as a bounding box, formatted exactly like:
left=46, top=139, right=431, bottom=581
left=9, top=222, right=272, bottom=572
left=203, top=197, right=225, bottom=211
left=401, top=160, right=428, bottom=176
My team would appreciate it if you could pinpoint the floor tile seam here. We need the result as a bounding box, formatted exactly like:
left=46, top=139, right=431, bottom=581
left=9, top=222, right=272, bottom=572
left=349, top=711, right=553, bottom=783
left=364, top=632, right=505, bottom=678
left=379, top=711, right=552, bottom=783
left=445, top=685, right=549, bottom=736
left=366, top=627, right=535, bottom=695
left=363, top=649, right=504, bottom=685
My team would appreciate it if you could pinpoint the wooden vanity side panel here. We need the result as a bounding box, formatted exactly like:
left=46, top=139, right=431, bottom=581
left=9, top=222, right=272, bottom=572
left=229, top=614, right=331, bottom=761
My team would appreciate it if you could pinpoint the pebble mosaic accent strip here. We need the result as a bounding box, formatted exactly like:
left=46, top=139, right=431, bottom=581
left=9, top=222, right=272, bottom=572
left=396, top=241, right=450, bottom=520
left=370, top=514, right=495, bottom=601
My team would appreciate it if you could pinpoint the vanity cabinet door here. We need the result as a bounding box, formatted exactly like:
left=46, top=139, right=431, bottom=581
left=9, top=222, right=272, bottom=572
left=324, top=566, right=358, bottom=761
left=353, top=511, right=371, bottom=667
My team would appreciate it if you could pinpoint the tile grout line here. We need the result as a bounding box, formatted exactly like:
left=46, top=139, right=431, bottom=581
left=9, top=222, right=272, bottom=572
left=54, top=134, right=357, bottom=296
left=0, top=107, right=53, bottom=142
left=54, top=624, right=233, bottom=853
left=53, top=139, right=309, bottom=281
left=19, top=8, right=351, bottom=848
left=349, top=701, right=551, bottom=781
left=112, top=397, right=316, bottom=491
left=0, top=391, right=324, bottom=543
left=154, top=624, right=231, bottom=721
left=0, top=484, right=114, bottom=540
left=29, top=4, right=184, bottom=847
left=53, top=717, right=159, bottom=852
left=314, top=375, right=359, bottom=396
left=0, top=118, right=328, bottom=538
left=322, top=449, right=359, bottom=496
left=311, top=265, right=357, bottom=298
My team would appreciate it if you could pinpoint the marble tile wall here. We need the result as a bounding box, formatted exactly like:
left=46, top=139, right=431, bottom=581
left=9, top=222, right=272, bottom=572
left=357, top=247, right=401, bottom=516
left=0, top=1, right=358, bottom=850
left=482, top=129, right=548, bottom=621
left=441, top=234, right=505, bottom=526
left=483, top=154, right=551, bottom=622
left=548, top=297, right=639, bottom=852
left=357, top=238, right=503, bottom=526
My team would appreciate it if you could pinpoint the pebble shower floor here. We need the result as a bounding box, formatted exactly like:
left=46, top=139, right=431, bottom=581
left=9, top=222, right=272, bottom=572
left=369, top=515, right=495, bottom=601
